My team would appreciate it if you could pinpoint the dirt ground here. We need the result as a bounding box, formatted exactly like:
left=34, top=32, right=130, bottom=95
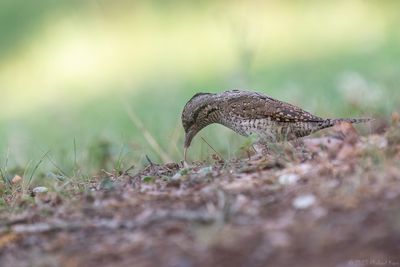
left=1, top=120, right=400, bottom=267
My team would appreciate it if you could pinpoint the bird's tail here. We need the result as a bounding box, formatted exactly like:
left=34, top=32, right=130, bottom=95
left=319, top=117, right=372, bottom=130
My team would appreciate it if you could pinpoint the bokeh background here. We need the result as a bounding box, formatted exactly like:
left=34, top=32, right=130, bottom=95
left=0, top=0, right=399, bottom=175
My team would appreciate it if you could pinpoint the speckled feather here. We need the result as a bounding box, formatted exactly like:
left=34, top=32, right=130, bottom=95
left=182, top=90, right=370, bottom=148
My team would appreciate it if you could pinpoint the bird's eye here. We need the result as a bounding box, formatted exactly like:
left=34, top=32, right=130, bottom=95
left=183, top=119, right=193, bottom=130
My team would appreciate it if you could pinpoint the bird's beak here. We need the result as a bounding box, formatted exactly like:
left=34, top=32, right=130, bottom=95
left=184, top=147, right=188, bottom=162
left=183, top=129, right=195, bottom=162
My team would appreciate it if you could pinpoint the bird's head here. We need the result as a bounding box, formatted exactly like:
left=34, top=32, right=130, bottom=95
left=182, top=92, right=215, bottom=152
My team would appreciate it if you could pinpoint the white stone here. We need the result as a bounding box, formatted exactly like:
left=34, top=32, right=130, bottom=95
left=32, top=186, right=49, bottom=194
left=171, top=172, right=182, bottom=181
left=278, top=173, right=300, bottom=185
left=292, top=194, right=316, bottom=209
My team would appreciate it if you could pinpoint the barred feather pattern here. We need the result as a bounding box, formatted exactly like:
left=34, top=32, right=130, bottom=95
left=181, top=90, right=371, bottom=147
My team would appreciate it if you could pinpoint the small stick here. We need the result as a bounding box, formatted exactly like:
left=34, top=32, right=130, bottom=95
left=101, top=169, right=114, bottom=176
left=122, top=165, right=135, bottom=176
left=145, top=155, right=154, bottom=167
left=200, top=137, right=225, bottom=162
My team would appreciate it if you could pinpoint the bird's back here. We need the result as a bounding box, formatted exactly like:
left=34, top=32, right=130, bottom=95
left=181, top=89, right=371, bottom=152
left=213, top=90, right=328, bottom=142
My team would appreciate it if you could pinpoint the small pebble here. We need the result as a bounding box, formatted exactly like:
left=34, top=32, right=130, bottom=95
left=32, top=186, right=49, bottom=194
left=278, top=173, right=299, bottom=185
left=171, top=172, right=182, bottom=181
left=292, top=194, right=316, bottom=209
left=12, top=175, right=23, bottom=184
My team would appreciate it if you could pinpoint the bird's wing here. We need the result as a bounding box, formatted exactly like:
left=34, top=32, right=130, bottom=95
left=222, top=90, right=323, bottom=122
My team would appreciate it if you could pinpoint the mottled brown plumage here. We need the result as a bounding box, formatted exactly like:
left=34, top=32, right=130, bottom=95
left=182, top=90, right=370, bottom=159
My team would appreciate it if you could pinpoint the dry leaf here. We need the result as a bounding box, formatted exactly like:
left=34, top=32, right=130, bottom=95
left=392, top=112, right=400, bottom=126
left=0, top=233, right=18, bottom=249
left=11, top=175, right=22, bottom=185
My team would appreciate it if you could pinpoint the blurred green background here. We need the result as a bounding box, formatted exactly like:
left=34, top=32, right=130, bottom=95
left=0, top=0, right=399, bottom=176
